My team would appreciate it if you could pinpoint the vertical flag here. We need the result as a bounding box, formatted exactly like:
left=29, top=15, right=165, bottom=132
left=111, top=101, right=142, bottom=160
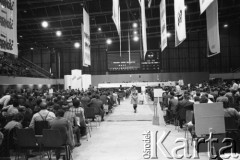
left=82, top=8, right=91, bottom=66
left=160, top=0, right=167, bottom=51
left=148, top=0, right=152, bottom=8
left=139, top=0, right=148, bottom=60
left=206, top=0, right=220, bottom=57
left=174, top=0, right=186, bottom=47
left=112, top=0, right=121, bottom=56
left=199, top=0, right=214, bottom=14
left=128, top=32, right=131, bottom=64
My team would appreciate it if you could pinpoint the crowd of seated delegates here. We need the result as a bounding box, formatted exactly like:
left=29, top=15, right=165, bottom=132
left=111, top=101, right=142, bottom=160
left=157, top=80, right=240, bottom=136
left=0, top=87, right=122, bottom=158
left=0, top=54, right=38, bottom=77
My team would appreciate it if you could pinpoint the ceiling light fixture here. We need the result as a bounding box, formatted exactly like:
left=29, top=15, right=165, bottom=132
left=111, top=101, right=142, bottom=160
left=223, top=24, right=228, bottom=28
left=106, top=39, right=112, bottom=45
left=98, top=27, right=102, bottom=31
left=132, top=22, right=138, bottom=28
left=133, top=36, right=139, bottom=42
left=56, top=30, right=62, bottom=37
left=167, top=32, right=171, bottom=38
left=74, top=42, right=80, bottom=48
left=41, top=21, right=48, bottom=28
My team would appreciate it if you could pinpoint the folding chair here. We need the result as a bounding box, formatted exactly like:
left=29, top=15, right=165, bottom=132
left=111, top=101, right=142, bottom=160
left=42, top=129, right=72, bottom=160
left=84, top=107, right=100, bottom=128
left=15, top=128, right=40, bottom=160
left=76, top=113, right=91, bottom=140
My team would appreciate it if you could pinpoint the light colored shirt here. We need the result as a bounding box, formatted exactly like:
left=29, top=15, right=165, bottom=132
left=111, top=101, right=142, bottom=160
left=29, top=109, right=55, bottom=128
left=0, top=95, right=11, bottom=107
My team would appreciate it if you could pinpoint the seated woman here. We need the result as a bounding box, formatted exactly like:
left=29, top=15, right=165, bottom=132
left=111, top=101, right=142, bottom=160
left=4, top=113, right=24, bottom=131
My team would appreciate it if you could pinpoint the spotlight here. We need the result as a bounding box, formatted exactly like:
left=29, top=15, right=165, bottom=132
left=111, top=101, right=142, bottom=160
left=132, top=22, right=138, bottom=28
left=106, top=39, right=112, bottom=45
left=223, top=24, right=228, bottom=28
left=184, top=5, right=187, bottom=11
left=133, top=36, right=139, bottom=42
left=167, top=32, right=171, bottom=38
left=74, top=42, right=80, bottom=48
left=133, top=31, right=138, bottom=35
left=30, top=47, right=34, bottom=50
left=56, top=30, right=62, bottom=37
left=98, top=27, right=102, bottom=31
left=41, top=21, right=48, bottom=28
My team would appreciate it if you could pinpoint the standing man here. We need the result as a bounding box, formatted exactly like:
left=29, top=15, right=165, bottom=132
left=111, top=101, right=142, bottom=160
left=131, top=86, right=138, bottom=113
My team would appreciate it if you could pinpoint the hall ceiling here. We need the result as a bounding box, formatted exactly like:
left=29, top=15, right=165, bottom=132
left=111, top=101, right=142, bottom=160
left=17, top=0, right=240, bottom=51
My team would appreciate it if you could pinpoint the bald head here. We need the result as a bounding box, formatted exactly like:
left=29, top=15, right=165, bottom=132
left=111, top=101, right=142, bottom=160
left=40, top=102, right=47, bottom=110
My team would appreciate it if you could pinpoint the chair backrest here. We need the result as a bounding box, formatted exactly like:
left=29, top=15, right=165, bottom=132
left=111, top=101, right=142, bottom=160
left=35, top=120, right=50, bottom=135
left=34, top=113, right=50, bottom=135
left=84, top=107, right=95, bottom=119
left=42, top=129, right=65, bottom=147
left=16, top=128, right=37, bottom=147
left=224, top=117, right=238, bottom=131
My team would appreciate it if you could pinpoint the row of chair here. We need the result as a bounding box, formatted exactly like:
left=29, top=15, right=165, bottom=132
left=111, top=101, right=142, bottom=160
left=15, top=128, right=72, bottom=160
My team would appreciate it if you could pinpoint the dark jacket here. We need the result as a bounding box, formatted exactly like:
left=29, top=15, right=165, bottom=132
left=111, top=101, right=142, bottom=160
left=176, top=99, right=194, bottom=120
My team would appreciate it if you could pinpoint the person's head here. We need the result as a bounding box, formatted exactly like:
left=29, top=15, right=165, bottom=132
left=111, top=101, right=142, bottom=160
left=36, top=98, right=42, bottom=106
left=12, top=113, right=24, bottom=122
left=12, top=99, right=19, bottom=108
left=199, top=96, right=208, bottom=103
left=95, top=95, right=100, bottom=99
left=196, top=92, right=201, bottom=97
left=73, top=99, right=80, bottom=108
left=219, top=91, right=226, bottom=96
left=56, top=109, right=65, bottom=117
left=40, top=102, right=47, bottom=110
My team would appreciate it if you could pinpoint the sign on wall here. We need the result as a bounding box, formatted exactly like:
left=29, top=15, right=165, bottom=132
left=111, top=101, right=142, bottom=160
left=0, top=0, right=18, bottom=55
left=82, top=8, right=91, bottom=66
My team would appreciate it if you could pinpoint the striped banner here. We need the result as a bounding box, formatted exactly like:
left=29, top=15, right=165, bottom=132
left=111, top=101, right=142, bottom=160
left=160, top=0, right=167, bottom=51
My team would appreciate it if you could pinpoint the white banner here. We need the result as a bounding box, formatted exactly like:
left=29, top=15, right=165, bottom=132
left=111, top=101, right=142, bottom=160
left=82, top=8, right=91, bottom=66
left=160, top=0, right=167, bottom=52
left=206, top=0, right=220, bottom=57
left=112, top=0, right=121, bottom=56
left=0, top=0, right=18, bottom=56
left=139, top=0, right=147, bottom=60
left=199, top=0, right=214, bottom=14
left=174, top=0, right=186, bottom=47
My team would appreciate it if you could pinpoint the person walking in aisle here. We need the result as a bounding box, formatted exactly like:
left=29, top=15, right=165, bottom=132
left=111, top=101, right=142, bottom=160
left=131, top=87, right=138, bottom=113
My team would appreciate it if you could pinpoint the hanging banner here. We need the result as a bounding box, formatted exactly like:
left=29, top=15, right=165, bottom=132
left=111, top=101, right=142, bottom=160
left=148, top=0, right=152, bottom=8
left=112, top=0, right=121, bottom=56
left=0, top=0, right=18, bottom=56
left=174, top=0, right=186, bottom=47
left=206, top=0, right=220, bottom=57
left=82, top=8, right=91, bottom=66
left=139, top=0, right=147, bottom=60
left=160, top=0, right=167, bottom=52
left=199, top=0, right=214, bottom=14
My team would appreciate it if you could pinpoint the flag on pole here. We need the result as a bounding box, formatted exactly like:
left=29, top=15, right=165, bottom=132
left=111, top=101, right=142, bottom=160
left=160, top=0, right=167, bottom=51
left=206, top=0, right=220, bottom=57
left=174, top=0, right=186, bottom=47
left=128, top=32, right=131, bottom=64
left=112, top=0, right=121, bottom=56
left=139, top=0, right=147, bottom=60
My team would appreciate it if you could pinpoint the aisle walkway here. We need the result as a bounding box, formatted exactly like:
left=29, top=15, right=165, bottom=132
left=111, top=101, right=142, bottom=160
left=72, top=96, right=208, bottom=160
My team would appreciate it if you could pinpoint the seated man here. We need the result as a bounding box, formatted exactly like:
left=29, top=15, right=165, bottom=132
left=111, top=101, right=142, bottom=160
left=88, top=95, right=105, bottom=121
left=29, top=102, right=55, bottom=133
left=50, top=109, right=74, bottom=149
left=50, top=109, right=75, bottom=159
